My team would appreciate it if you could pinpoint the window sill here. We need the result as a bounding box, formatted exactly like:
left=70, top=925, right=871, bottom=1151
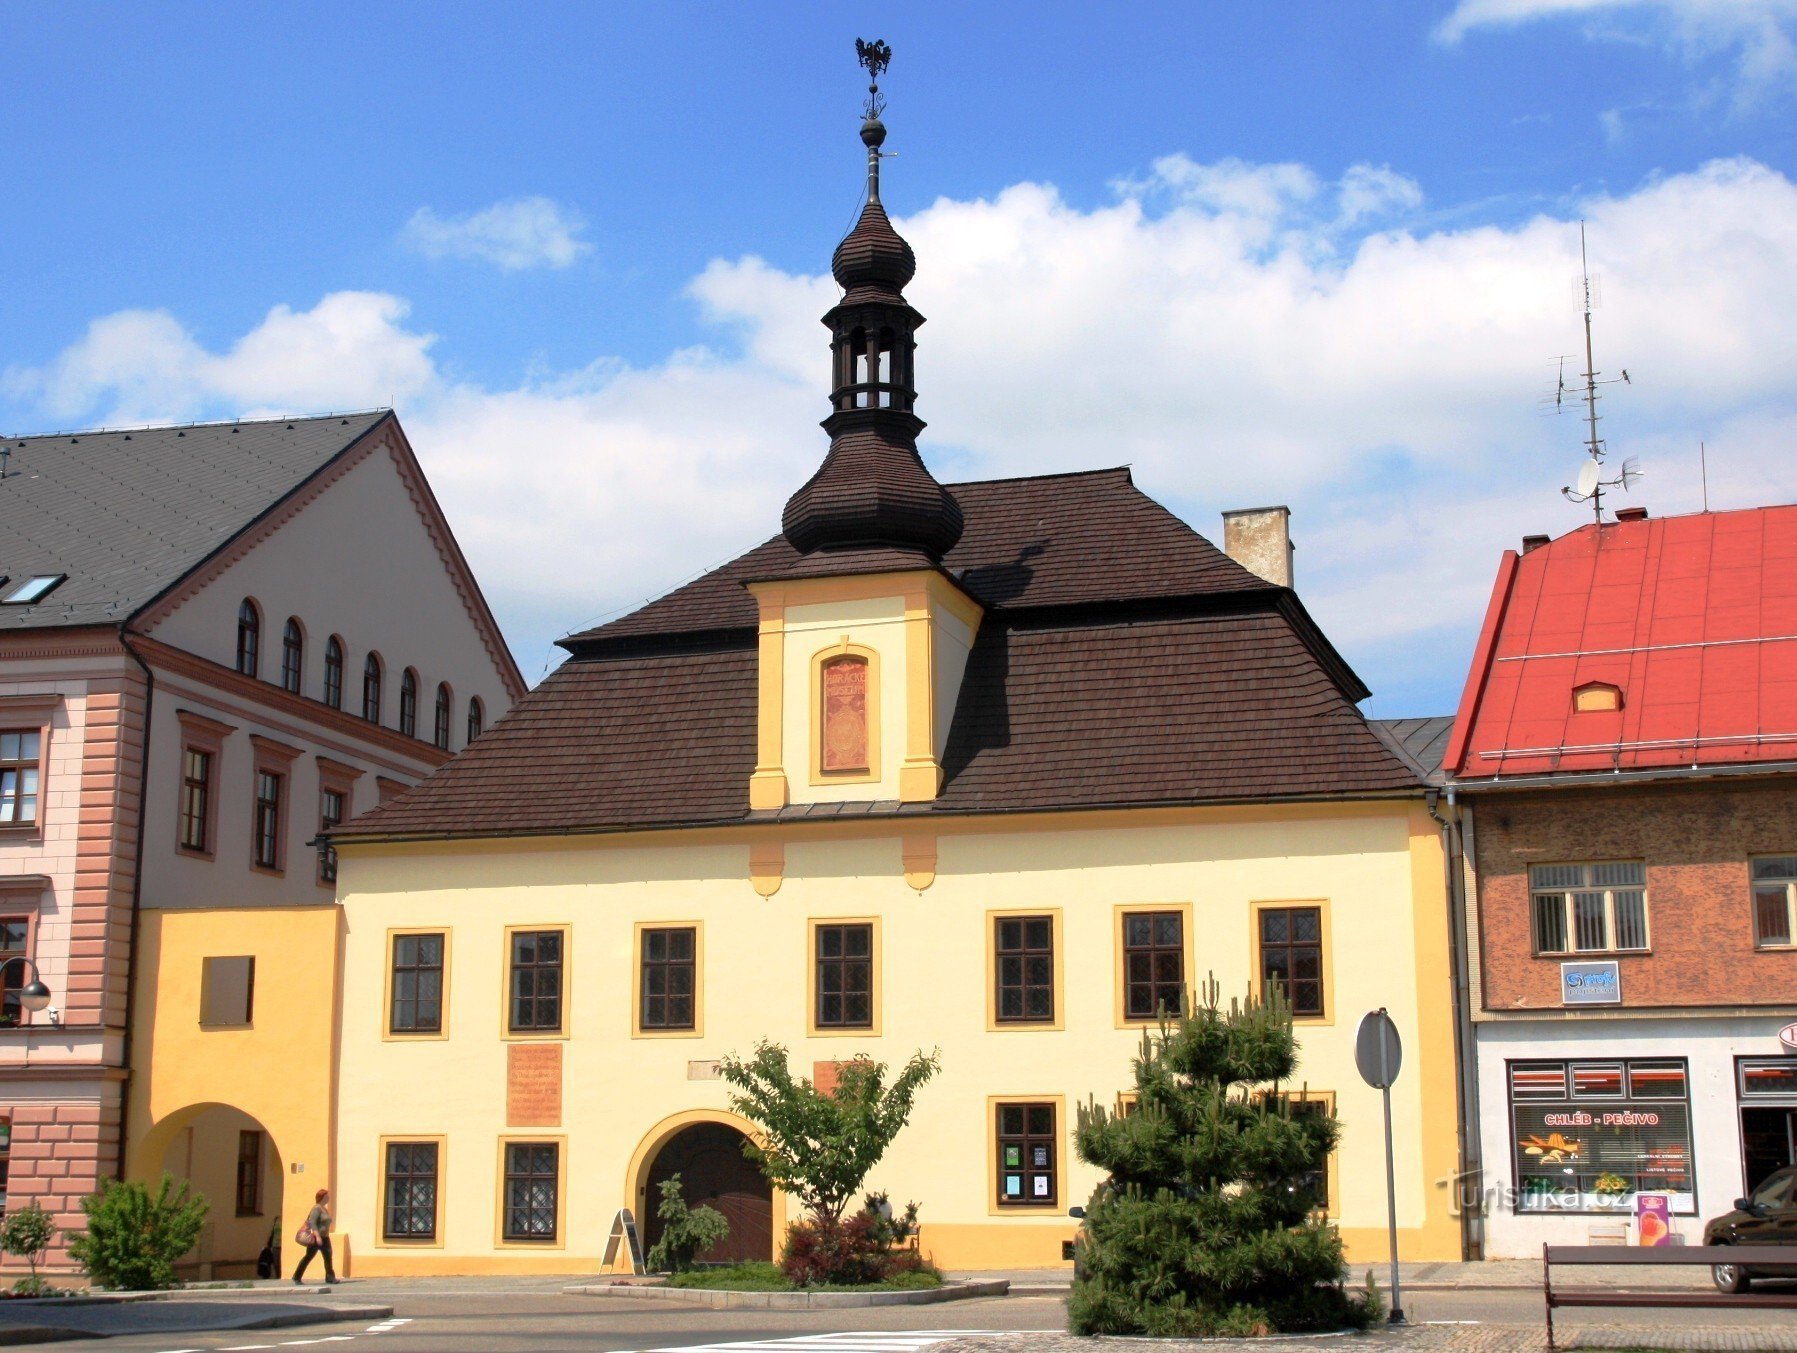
left=177, top=845, right=214, bottom=861
left=1753, top=943, right=1795, bottom=952
left=633, top=1026, right=704, bottom=1039
left=376, top=1235, right=442, bottom=1248
left=384, top=1028, right=449, bottom=1041
left=501, top=1029, right=569, bottom=1042
left=250, top=864, right=286, bottom=878
left=0, top=823, right=43, bottom=841
left=1536, top=950, right=1652, bottom=959
left=198, top=1022, right=253, bottom=1032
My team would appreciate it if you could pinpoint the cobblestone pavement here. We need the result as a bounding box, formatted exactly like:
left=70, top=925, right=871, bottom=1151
left=938, top=1323, right=1797, bottom=1352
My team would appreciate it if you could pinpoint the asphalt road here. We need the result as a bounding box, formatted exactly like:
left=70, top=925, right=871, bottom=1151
left=23, top=1286, right=1797, bottom=1352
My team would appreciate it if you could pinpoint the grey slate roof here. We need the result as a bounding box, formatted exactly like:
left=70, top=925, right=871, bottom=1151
left=1371, top=716, right=1456, bottom=786
left=0, top=412, right=389, bottom=630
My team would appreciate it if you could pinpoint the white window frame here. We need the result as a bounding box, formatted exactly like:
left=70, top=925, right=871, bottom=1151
left=1529, top=862, right=1649, bottom=956
left=1751, top=857, right=1797, bottom=949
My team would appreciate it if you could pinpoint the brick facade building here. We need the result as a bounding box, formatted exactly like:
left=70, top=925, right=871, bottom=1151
left=1446, top=504, right=1797, bottom=1256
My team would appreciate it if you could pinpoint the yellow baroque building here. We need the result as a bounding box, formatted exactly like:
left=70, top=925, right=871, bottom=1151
left=331, top=93, right=1463, bottom=1276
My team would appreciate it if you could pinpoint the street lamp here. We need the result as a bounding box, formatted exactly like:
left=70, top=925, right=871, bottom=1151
left=0, top=956, right=53, bottom=1017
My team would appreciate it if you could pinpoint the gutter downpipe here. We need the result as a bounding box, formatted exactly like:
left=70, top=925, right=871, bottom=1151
left=1429, top=785, right=1484, bottom=1260
left=116, top=627, right=155, bottom=1185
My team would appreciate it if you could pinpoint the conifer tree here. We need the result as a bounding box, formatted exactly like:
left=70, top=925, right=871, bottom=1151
left=1069, top=980, right=1373, bottom=1337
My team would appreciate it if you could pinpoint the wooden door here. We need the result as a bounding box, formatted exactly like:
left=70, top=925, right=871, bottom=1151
left=644, top=1123, right=772, bottom=1265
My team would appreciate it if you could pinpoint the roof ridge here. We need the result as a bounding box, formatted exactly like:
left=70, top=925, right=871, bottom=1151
left=945, top=465, right=1133, bottom=489
left=6, top=408, right=392, bottom=442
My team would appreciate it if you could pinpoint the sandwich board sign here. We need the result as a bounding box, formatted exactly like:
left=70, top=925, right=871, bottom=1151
left=601, top=1207, right=646, bottom=1274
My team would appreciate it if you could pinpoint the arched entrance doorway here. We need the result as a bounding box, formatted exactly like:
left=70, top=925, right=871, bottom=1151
left=644, top=1122, right=773, bottom=1265
left=140, top=1103, right=284, bottom=1281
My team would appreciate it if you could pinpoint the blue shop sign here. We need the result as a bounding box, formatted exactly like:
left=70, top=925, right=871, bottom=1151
left=1561, top=960, right=1622, bottom=1005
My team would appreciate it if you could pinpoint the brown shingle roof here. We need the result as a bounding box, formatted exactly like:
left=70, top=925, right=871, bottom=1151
left=569, top=467, right=1271, bottom=646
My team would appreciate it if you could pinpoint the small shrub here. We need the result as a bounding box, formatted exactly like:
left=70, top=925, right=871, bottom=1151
left=782, top=1212, right=889, bottom=1288
left=0, top=1204, right=55, bottom=1288
left=644, top=1175, right=729, bottom=1274
left=67, top=1175, right=207, bottom=1292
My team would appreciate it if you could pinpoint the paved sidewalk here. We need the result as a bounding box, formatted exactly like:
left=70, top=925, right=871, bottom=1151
left=941, top=1324, right=1797, bottom=1352
left=0, top=1295, right=392, bottom=1345
left=946, top=1259, right=1719, bottom=1292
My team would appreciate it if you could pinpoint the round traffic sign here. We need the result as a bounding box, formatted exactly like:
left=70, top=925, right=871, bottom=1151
left=1355, top=1009, right=1403, bottom=1089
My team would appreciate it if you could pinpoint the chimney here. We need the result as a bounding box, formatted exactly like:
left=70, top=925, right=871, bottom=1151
left=1614, top=506, right=1649, bottom=522
left=1222, top=506, right=1293, bottom=588
left=1521, top=534, right=1550, bottom=554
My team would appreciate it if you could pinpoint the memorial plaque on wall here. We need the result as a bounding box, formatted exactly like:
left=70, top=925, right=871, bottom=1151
left=507, top=1042, right=563, bottom=1127
left=821, top=658, right=869, bottom=773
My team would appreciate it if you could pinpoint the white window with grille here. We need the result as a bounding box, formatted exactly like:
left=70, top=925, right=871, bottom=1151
left=1752, top=857, right=1797, bottom=949
left=1529, top=862, right=1648, bottom=955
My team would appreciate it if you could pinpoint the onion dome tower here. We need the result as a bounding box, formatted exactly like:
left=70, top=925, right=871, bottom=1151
left=781, top=40, right=964, bottom=561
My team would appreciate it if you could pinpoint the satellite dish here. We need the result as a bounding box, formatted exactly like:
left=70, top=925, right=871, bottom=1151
left=1576, top=459, right=1600, bottom=497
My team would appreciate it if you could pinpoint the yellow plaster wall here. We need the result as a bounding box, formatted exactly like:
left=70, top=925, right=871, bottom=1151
left=334, top=804, right=1459, bottom=1274
left=158, top=1104, right=283, bottom=1276
left=781, top=596, right=905, bottom=803
left=126, top=906, right=343, bottom=1272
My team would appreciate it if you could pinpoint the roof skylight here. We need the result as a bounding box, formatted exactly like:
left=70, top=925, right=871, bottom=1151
left=2, top=575, right=66, bottom=605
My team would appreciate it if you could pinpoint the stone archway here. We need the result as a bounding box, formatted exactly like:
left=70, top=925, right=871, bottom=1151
left=136, top=1103, right=285, bottom=1280
left=642, top=1121, right=773, bottom=1265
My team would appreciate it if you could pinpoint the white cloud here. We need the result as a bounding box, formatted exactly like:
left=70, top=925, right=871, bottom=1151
left=401, top=196, right=591, bottom=271
left=7, top=156, right=1797, bottom=712
left=1437, top=0, right=1797, bottom=103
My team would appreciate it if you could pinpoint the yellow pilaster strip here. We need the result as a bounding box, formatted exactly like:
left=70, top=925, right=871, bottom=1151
left=899, top=586, right=942, bottom=802
left=748, top=588, right=788, bottom=810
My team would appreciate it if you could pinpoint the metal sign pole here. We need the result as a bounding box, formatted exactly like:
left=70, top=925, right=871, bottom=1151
left=1381, top=1067, right=1405, bottom=1323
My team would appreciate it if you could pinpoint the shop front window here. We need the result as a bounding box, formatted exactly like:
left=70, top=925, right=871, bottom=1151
left=1509, top=1058, right=1694, bottom=1214
left=1737, top=1058, right=1797, bottom=1195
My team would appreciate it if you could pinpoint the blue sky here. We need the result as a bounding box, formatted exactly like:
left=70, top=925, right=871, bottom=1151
left=5, top=2, right=1796, bottom=714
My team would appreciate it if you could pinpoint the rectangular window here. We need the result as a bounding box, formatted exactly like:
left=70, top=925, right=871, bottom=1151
left=1122, top=910, right=1185, bottom=1020
left=384, top=1141, right=440, bottom=1241
left=994, top=915, right=1055, bottom=1024
left=252, top=770, right=283, bottom=870
left=0, top=920, right=28, bottom=1028
left=502, top=1142, right=559, bottom=1242
left=0, top=1117, right=10, bottom=1215
left=639, top=927, right=696, bottom=1031
left=1258, top=906, right=1325, bottom=1017
left=1529, top=863, right=1648, bottom=955
left=996, top=1102, right=1057, bottom=1207
left=318, top=789, right=345, bottom=885
left=389, top=933, right=445, bottom=1035
left=1508, top=1058, right=1694, bottom=1215
left=235, top=1130, right=264, bottom=1216
left=508, top=930, right=564, bottom=1034
left=0, top=731, right=41, bottom=826
left=1752, top=856, right=1797, bottom=948
left=178, top=748, right=211, bottom=852
left=1279, top=1095, right=1333, bottom=1214
left=200, top=955, right=255, bottom=1027
left=814, top=922, right=873, bottom=1029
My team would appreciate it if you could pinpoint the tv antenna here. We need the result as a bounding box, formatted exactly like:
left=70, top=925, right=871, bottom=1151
left=1555, top=222, right=1640, bottom=523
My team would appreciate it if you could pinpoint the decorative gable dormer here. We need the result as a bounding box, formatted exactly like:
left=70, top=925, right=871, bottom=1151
left=747, top=49, right=980, bottom=812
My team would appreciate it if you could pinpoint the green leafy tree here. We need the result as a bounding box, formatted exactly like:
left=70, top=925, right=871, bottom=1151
left=0, top=1202, right=56, bottom=1293
left=718, top=1043, right=940, bottom=1224
left=1069, top=980, right=1372, bottom=1337
left=67, top=1175, right=208, bottom=1292
left=645, top=1174, right=730, bottom=1274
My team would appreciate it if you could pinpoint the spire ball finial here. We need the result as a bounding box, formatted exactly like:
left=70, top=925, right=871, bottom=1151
left=855, top=38, right=891, bottom=119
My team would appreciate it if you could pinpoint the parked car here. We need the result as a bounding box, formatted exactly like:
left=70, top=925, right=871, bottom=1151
left=1704, top=1165, right=1797, bottom=1293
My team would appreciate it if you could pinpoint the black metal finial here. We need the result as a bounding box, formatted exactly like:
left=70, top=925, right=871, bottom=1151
left=856, top=38, right=891, bottom=119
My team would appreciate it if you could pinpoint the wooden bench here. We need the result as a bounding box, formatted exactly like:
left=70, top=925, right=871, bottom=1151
left=1543, top=1243, right=1797, bottom=1350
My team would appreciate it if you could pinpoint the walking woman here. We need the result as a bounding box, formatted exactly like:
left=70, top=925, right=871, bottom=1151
left=293, top=1187, right=335, bottom=1285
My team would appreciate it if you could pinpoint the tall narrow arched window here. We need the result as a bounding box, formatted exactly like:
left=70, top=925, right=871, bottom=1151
left=362, top=653, right=383, bottom=724
left=433, top=683, right=452, bottom=751
left=467, top=697, right=485, bottom=744
left=820, top=654, right=871, bottom=775
left=399, top=669, right=419, bottom=738
left=236, top=599, right=261, bottom=677
left=323, top=637, right=344, bottom=710
left=280, top=618, right=304, bottom=694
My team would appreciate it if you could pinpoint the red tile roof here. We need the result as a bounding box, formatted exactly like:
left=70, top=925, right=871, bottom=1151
left=1446, top=504, right=1797, bottom=780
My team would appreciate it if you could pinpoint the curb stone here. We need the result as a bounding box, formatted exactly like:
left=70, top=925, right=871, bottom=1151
left=0, top=1302, right=393, bottom=1344
left=566, top=1279, right=1010, bottom=1308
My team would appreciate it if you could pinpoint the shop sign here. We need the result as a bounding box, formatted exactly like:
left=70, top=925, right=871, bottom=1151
left=1636, top=1193, right=1672, bottom=1246
left=1778, top=1022, right=1797, bottom=1052
left=1561, top=960, right=1621, bottom=1005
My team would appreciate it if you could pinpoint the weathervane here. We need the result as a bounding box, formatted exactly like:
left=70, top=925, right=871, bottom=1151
left=856, top=38, right=891, bottom=120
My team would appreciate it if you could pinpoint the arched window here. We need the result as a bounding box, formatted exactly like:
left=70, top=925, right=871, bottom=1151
left=280, top=618, right=304, bottom=694
left=362, top=653, right=383, bottom=724
left=820, top=654, right=871, bottom=774
left=322, top=637, right=344, bottom=710
left=235, top=599, right=261, bottom=677
left=433, top=683, right=452, bottom=751
left=467, top=697, right=485, bottom=744
left=399, top=669, right=419, bottom=738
